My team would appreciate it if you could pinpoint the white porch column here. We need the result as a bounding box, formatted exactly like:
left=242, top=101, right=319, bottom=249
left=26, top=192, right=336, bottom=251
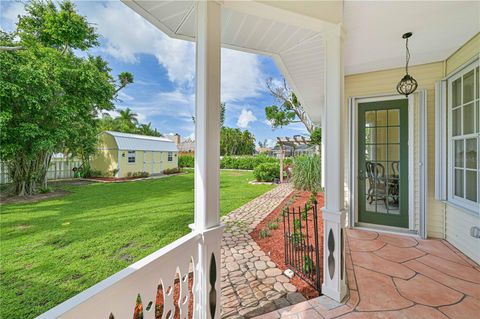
left=192, top=1, right=222, bottom=319
left=321, top=25, right=347, bottom=302
left=321, top=105, right=326, bottom=189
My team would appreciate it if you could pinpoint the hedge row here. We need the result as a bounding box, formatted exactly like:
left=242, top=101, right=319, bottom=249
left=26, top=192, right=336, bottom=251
left=179, top=155, right=292, bottom=170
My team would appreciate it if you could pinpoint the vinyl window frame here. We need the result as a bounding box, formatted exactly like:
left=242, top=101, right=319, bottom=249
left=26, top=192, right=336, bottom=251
left=127, top=150, right=136, bottom=164
left=445, top=59, right=480, bottom=214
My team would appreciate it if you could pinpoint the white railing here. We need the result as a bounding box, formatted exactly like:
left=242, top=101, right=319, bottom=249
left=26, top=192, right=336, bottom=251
left=37, top=226, right=223, bottom=319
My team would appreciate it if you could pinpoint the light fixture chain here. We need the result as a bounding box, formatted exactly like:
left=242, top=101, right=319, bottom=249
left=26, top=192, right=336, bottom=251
left=405, top=37, right=410, bottom=75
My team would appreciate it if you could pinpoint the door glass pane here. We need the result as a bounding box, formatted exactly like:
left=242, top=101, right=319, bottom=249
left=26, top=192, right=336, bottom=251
left=452, top=78, right=461, bottom=107
left=388, top=109, right=399, bottom=126
left=455, top=169, right=464, bottom=197
left=388, top=127, right=399, bottom=143
left=388, top=144, right=400, bottom=162
left=464, top=102, right=475, bottom=134
left=365, top=145, right=375, bottom=161
left=452, top=108, right=461, bottom=136
left=365, top=111, right=376, bottom=127
left=377, top=110, right=387, bottom=126
left=376, top=145, right=387, bottom=161
left=365, top=127, right=376, bottom=144
left=466, top=138, right=477, bottom=169
left=377, top=127, right=387, bottom=144
left=466, top=171, right=477, bottom=202
left=463, top=70, right=475, bottom=103
left=455, top=140, right=464, bottom=167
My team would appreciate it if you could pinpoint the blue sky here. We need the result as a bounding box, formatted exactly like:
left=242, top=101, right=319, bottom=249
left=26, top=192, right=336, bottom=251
left=1, top=0, right=308, bottom=147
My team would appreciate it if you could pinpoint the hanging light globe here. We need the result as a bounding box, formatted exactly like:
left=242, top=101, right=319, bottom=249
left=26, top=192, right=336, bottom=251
left=396, top=32, right=418, bottom=97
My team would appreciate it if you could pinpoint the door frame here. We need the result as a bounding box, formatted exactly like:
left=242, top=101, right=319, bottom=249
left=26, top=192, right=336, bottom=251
left=347, top=91, right=428, bottom=237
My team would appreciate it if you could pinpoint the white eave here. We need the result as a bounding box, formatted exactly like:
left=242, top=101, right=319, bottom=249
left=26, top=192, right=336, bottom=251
left=122, top=0, right=333, bottom=125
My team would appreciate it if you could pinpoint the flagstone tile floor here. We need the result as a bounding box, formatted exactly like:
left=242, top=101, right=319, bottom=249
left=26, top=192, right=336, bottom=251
left=254, top=228, right=480, bottom=319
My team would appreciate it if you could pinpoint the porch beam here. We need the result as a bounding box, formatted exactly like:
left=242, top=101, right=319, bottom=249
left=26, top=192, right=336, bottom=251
left=193, top=2, right=222, bottom=319
left=321, top=25, right=347, bottom=302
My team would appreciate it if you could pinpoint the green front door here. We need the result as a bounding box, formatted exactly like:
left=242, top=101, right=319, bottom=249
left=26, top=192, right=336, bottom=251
left=358, top=99, right=409, bottom=228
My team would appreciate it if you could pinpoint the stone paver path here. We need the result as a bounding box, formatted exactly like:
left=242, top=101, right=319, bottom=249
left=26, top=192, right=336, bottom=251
left=254, top=228, right=480, bottom=318
left=221, top=183, right=308, bottom=318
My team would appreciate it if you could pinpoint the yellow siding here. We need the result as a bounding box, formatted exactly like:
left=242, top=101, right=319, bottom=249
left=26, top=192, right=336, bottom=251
left=443, top=33, right=480, bottom=263
left=345, top=34, right=479, bottom=261
left=345, top=62, right=445, bottom=237
left=118, top=150, right=145, bottom=177
left=445, top=33, right=480, bottom=76
left=117, top=150, right=179, bottom=177
left=90, top=133, right=119, bottom=176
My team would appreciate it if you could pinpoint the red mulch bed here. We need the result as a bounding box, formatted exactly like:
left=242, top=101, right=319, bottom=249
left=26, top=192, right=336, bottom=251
left=87, top=176, right=144, bottom=182
left=250, top=190, right=324, bottom=300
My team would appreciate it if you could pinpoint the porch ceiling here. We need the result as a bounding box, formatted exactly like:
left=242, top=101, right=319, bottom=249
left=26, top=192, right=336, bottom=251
left=122, top=1, right=479, bottom=126
left=123, top=0, right=332, bottom=124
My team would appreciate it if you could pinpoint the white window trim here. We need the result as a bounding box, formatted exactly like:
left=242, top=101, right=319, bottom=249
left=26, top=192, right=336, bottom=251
left=127, top=150, right=136, bottom=164
left=168, top=152, right=173, bottom=162
left=446, top=58, right=479, bottom=214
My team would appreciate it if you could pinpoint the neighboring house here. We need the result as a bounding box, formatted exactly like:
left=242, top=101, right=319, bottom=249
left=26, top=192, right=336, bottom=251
left=165, top=133, right=195, bottom=155
left=178, top=138, right=195, bottom=155
left=90, top=131, right=178, bottom=178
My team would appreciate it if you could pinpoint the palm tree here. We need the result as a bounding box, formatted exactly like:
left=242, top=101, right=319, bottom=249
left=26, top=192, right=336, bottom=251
left=118, top=108, right=138, bottom=124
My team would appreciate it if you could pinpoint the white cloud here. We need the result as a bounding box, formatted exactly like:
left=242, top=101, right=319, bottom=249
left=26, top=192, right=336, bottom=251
left=0, top=1, right=26, bottom=32
left=264, top=119, right=274, bottom=127
left=237, top=109, right=257, bottom=129
left=117, top=91, right=134, bottom=102
left=265, top=139, right=276, bottom=148
left=221, top=49, right=265, bottom=103
left=78, top=2, right=195, bottom=85
left=78, top=2, right=266, bottom=101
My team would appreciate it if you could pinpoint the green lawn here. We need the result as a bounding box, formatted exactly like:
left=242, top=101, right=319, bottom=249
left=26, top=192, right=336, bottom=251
left=0, top=170, right=274, bottom=319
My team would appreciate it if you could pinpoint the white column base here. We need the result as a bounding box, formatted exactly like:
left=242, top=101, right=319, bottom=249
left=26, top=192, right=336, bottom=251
left=322, top=208, right=347, bottom=302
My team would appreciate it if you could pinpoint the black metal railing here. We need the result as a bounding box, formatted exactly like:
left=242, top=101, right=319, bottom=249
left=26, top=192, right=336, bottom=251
left=283, top=201, right=322, bottom=292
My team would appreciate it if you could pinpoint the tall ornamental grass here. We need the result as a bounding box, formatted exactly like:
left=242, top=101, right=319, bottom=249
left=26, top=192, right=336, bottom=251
left=291, top=155, right=322, bottom=192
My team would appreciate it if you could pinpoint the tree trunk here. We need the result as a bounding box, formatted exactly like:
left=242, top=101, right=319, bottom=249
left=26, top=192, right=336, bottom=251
left=7, top=152, right=51, bottom=196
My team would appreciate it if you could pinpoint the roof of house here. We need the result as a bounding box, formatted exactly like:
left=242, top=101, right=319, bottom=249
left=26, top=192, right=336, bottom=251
left=104, top=131, right=178, bottom=152
left=178, top=138, right=195, bottom=152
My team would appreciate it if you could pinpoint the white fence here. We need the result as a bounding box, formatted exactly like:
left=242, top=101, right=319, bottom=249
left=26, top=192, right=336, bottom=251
left=0, top=158, right=82, bottom=184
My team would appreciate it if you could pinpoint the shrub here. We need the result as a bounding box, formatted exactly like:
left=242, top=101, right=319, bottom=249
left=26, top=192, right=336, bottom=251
left=38, top=186, right=52, bottom=194
left=253, top=162, right=280, bottom=182
left=130, top=171, right=149, bottom=178
left=259, top=228, right=270, bottom=238
left=180, top=154, right=293, bottom=171
left=291, top=155, right=322, bottom=192
left=163, top=168, right=180, bottom=175
left=179, top=155, right=194, bottom=168
left=267, top=222, right=279, bottom=230
left=78, top=164, right=101, bottom=178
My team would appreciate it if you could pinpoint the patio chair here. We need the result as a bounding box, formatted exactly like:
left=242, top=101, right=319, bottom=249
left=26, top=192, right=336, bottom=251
left=366, top=161, right=388, bottom=207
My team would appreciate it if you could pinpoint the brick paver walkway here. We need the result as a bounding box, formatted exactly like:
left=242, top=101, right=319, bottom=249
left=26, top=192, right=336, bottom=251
left=254, top=228, right=480, bottom=318
left=221, top=183, right=308, bottom=318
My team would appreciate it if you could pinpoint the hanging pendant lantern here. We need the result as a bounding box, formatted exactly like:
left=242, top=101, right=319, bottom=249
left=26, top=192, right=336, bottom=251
left=396, top=32, right=418, bottom=97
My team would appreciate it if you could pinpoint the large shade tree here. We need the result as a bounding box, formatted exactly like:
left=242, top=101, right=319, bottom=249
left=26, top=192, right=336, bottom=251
left=264, top=78, right=321, bottom=145
left=0, top=0, right=133, bottom=195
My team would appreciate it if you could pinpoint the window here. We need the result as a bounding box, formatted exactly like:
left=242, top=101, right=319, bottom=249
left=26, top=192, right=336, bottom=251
left=448, top=60, right=479, bottom=212
left=168, top=152, right=173, bottom=162
left=128, top=151, right=136, bottom=163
